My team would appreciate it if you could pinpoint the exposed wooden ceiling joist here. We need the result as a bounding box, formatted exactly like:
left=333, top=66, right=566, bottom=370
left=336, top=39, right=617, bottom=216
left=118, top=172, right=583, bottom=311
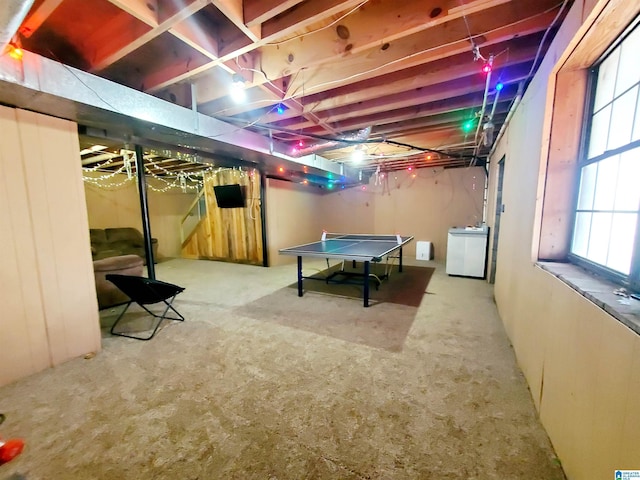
left=14, top=0, right=572, bottom=178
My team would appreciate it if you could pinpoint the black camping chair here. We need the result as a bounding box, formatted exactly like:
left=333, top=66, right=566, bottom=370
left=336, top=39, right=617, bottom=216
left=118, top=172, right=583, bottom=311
left=105, top=274, right=185, bottom=341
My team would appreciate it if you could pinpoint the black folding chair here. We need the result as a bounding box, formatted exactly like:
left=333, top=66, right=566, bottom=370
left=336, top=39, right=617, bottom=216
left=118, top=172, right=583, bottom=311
left=105, top=274, right=185, bottom=341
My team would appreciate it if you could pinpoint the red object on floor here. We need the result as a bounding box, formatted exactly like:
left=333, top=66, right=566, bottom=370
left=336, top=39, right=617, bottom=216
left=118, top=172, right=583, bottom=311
left=0, top=438, right=24, bottom=464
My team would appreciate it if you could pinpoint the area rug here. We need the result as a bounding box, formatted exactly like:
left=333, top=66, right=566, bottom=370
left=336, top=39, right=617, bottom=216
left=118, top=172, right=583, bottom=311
left=234, top=265, right=435, bottom=352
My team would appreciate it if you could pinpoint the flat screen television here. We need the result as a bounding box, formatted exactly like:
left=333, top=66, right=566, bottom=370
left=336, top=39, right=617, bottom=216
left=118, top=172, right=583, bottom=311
left=213, top=184, right=245, bottom=208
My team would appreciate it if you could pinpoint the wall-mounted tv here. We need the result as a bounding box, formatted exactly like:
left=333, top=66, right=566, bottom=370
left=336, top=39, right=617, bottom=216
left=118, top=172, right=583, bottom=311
left=213, top=184, right=245, bottom=208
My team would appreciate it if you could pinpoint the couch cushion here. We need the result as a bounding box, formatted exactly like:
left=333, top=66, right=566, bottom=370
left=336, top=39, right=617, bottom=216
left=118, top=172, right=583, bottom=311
left=93, top=255, right=144, bottom=309
left=93, top=249, right=123, bottom=261
left=90, top=228, right=108, bottom=244
left=93, top=254, right=144, bottom=272
left=105, top=227, right=144, bottom=244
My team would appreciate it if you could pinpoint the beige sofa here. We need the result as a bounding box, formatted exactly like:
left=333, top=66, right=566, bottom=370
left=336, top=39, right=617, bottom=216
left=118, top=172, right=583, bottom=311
left=93, top=254, right=144, bottom=309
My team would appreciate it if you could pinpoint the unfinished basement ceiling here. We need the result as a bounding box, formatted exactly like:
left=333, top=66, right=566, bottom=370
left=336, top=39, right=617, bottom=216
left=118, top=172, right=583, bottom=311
left=14, top=0, right=572, bottom=174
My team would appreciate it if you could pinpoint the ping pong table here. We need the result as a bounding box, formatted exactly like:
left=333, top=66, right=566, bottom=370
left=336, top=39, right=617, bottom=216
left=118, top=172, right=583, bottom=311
left=279, top=233, right=414, bottom=307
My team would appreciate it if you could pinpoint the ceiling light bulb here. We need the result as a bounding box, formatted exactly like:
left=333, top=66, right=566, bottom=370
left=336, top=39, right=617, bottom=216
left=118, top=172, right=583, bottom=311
left=462, top=119, right=474, bottom=133
left=230, top=83, right=246, bottom=102
left=8, top=45, right=23, bottom=60
left=352, top=145, right=365, bottom=163
left=230, top=73, right=246, bottom=102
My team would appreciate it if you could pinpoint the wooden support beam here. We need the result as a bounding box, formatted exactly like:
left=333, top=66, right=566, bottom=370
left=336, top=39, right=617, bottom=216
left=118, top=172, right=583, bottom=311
left=19, top=0, right=65, bottom=38
left=253, top=40, right=539, bottom=125
left=279, top=7, right=559, bottom=101
left=244, top=0, right=306, bottom=27
left=106, top=0, right=158, bottom=26
left=278, top=63, right=529, bottom=133
left=90, top=0, right=209, bottom=71
left=211, top=0, right=261, bottom=42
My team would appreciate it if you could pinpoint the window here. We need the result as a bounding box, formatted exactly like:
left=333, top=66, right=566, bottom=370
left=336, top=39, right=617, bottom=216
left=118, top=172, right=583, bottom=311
left=571, top=19, right=640, bottom=291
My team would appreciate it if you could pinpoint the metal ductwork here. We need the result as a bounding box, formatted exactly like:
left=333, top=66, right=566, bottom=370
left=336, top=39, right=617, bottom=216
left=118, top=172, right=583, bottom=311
left=0, top=48, right=358, bottom=184
left=294, top=126, right=372, bottom=157
left=0, top=0, right=35, bottom=54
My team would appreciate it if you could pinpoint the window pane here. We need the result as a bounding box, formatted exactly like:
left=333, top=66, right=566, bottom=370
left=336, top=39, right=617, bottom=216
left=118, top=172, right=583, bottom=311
left=607, top=213, right=637, bottom=274
left=594, top=48, right=620, bottom=112
left=615, top=148, right=640, bottom=210
left=577, top=162, right=597, bottom=210
left=576, top=24, right=639, bottom=280
left=587, top=212, right=612, bottom=265
left=593, top=156, right=618, bottom=211
left=588, top=105, right=611, bottom=158
left=572, top=212, right=592, bottom=257
left=616, top=25, right=640, bottom=96
left=607, top=87, right=638, bottom=150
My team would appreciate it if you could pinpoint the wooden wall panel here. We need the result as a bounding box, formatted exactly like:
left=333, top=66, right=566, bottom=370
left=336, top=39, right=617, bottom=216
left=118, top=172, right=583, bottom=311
left=486, top=0, right=640, bottom=477
left=15, top=110, right=101, bottom=365
left=182, top=168, right=263, bottom=264
left=536, top=70, right=587, bottom=260
left=265, top=178, right=325, bottom=267
left=0, top=107, right=50, bottom=386
left=0, top=107, right=101, bottom=386
left=319, top=167, right=485, bottom=262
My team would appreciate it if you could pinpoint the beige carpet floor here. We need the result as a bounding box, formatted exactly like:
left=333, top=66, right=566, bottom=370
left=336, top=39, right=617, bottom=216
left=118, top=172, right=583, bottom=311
left=0, top=258, right=565, bottom=480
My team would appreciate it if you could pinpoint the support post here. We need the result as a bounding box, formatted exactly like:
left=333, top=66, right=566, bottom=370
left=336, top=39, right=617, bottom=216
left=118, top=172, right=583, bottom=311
left=363, top=261, right=370, bottom=307
left=135, top=144, right=156, bottom=279
left=260, top=170, right=269, bottom=267
left=297, top=256, right=303, bottom=297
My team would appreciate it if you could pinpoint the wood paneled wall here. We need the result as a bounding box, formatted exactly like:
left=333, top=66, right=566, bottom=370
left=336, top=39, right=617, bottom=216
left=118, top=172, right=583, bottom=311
left=266, top=178, right=326, bottom=267
left=320, top=167, right=485, bottom=262
left=267, top=167, right=484, bottom=266
left=485, top=0, right=640, bottom=477
left=0, top=107, right=101, bottom=387
left=182, top=168, right=263, bottom=265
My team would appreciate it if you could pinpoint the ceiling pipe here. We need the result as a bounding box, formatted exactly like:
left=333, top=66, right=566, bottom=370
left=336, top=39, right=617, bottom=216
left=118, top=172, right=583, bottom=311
left=0, top=0, right=35, bottom=55
left=473, top=55, right=494, bottom=146
left=488, top=81, right=525, bottom=158
left=0, top=47, right=354, bottom=182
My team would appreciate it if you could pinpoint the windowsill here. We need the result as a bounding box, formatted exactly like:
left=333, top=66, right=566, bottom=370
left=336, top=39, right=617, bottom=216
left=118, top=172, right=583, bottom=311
left=537, top=261, right=640, bottom=336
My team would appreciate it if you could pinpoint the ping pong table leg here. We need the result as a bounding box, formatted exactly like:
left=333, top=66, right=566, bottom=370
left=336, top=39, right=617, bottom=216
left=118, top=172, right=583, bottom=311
left=297, top=256, right=303, bottom=297
left=363, top=261, right=370, bottom=307
left=399, top=247, right=404, bottom=273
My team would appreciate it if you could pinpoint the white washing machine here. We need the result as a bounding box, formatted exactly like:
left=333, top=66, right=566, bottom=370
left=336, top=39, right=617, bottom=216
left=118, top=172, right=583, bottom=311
left=446, top=226, right=489, bottom=278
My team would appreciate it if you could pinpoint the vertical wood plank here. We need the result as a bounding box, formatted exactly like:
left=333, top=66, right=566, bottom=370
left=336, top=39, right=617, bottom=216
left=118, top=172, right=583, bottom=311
left=0, top=107, right=101, bottom=386
left=0, top=106, right=50, bottom=386
left=537, top=70, right=587, bottom=260
left=182, top=166, right=263, bottom=264
left=16, top=110, right=101, bottom=365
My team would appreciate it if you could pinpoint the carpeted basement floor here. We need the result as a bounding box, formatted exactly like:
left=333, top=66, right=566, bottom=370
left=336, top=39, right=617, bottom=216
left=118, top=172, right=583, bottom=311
left=0, top=258, right=566, bottom=480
